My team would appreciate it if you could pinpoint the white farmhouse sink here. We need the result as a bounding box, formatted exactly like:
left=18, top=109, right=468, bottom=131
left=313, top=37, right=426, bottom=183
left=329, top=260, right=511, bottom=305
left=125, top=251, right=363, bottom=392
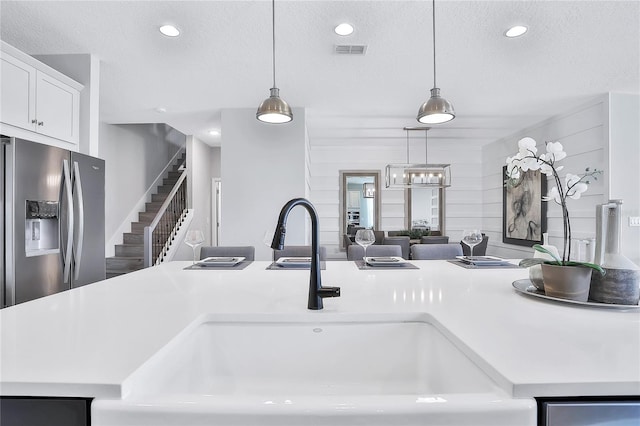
left=92, top=313, right=535, bottom=426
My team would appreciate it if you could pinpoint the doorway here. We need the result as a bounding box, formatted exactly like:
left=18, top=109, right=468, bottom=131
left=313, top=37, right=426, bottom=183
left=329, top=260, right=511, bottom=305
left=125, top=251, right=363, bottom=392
left=211, top=178, right=221, bottom=245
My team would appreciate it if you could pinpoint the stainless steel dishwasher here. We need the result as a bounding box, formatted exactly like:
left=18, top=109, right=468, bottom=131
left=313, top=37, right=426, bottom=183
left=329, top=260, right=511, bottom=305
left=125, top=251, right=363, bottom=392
left=539, top=398, right=640, bottom=425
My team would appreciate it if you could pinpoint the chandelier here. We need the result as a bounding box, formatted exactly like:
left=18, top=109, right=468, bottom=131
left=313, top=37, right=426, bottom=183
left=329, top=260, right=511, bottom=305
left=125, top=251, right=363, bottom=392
left=385, top=127, right=451, bottom=188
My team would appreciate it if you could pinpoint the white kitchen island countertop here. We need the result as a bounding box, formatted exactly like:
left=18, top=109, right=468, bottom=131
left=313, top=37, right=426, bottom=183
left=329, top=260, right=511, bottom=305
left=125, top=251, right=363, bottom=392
left=1, top=260, right=638, bottom=399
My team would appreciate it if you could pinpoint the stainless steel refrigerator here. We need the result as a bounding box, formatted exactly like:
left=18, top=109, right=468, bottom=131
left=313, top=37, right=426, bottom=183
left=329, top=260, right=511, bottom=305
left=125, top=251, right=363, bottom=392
left=1, top=136, right=105, bottom=307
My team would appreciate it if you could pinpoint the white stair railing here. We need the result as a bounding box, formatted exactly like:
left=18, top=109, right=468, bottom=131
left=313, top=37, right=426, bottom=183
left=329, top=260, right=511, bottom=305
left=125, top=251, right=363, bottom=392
left=143, top=171, right=188, bottom=267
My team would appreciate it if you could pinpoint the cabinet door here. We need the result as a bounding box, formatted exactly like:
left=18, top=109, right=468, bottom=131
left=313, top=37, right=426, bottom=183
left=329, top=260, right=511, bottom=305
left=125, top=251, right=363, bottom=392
left=0, top=53, right=36, bottom=130
left=35, top=71, right=79, bottom=144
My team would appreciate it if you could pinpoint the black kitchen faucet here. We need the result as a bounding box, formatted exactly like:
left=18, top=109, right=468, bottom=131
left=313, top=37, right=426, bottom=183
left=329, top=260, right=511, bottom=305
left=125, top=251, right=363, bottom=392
left=271, top=198, right=340, bottom=310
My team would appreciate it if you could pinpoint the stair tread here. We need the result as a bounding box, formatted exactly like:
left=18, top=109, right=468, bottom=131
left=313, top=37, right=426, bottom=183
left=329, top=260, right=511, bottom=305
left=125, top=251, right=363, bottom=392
left=107, top=256, right=144, bottom=260
left=132, top=220, right=152, bottom=226
left=123, top=234, right=143, bottom=238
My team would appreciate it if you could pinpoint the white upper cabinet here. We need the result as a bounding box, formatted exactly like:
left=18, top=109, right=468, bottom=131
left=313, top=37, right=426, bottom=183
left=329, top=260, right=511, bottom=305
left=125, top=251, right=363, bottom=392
left=35, top=71, right=80, bottom=142
left=1, top=41, right=82, bottom=146
left=1, top=52, right=36, bottom=130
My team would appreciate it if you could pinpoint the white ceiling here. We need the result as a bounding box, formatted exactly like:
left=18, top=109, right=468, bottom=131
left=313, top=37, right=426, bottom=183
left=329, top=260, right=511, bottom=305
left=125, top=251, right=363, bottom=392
left=1, top=0, right=638, bottom=146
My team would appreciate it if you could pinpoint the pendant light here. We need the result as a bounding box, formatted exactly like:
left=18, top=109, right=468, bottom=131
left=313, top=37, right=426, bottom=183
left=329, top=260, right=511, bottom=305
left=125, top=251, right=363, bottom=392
left=385, top=127, right=451, bottom=188
left=256, top=0, right=292, bottom=124
left=417, top=0, right=455, bottom=124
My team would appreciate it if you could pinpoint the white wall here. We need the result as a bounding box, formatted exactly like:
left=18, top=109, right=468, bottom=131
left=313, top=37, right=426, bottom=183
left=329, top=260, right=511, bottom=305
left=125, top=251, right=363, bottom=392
left=221, top=108, right=308, bottom=260
left=308, top=136, right=483, bottom=258
left=186, top=135, right=212, bottom=238
left=608, top=93, right=640, bottom=264
left=482, top=96, right=608, bottom=259
left=99, top=123, right=185, bottom=249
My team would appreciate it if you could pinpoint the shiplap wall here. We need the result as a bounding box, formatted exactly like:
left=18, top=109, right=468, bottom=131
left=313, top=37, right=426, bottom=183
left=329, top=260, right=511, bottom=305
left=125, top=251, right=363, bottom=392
left=482, top=96, right=608, bottom=260
left=308, top=138, right=483, bottom=259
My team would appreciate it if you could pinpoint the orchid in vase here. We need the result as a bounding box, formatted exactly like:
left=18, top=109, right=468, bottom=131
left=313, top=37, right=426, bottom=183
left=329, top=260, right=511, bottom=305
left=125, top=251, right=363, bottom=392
left=505, top=137, right=604, bottom=273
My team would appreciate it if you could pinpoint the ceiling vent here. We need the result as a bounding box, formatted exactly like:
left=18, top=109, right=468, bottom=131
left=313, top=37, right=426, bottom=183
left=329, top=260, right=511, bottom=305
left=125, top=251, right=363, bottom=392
left=334, top=44, right=367, bottom=55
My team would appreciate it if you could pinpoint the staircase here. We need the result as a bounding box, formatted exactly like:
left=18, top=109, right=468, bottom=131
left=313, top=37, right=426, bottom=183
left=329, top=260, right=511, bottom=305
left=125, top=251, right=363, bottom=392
left=106, top=153, right=187, bottom=278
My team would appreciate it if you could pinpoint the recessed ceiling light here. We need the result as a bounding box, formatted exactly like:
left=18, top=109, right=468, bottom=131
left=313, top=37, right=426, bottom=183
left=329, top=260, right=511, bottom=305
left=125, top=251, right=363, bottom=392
left=159, top=24, right=180, bottom=37
left=504, top=25, right=528, bottom=38
left=155, top=107, right=167, bottom=113
left=208, top=129, right=220, bottom=136
left=334, top=23, right=354, bottom=36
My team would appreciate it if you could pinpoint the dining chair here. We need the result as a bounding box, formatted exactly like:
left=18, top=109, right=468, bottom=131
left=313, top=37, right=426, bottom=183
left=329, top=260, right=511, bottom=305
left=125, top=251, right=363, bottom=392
left=410, top=243, right=462, bottom=260
left=273, top=245, right=327, bottom=261
left=382, top=236, right=410, bottom=260
left=347, top=244, right=402, bottom=261
left=420, top=236, right=450, bottom=244
left=460, top=235, right=489, bottom=256
left=343, top=234, right=355, bottom=247
left=348, top=226, right=364, bottom=236
left=372, top=230, right=385, bottom=245
left=200, top=246, right=255, bottom=261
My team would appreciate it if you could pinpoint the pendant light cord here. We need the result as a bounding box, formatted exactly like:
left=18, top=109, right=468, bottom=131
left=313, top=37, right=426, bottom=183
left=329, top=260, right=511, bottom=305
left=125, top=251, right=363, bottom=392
left=425, top=129, right=429, bottom=163
left=272, top=0, right=277, bottom=88
left=432, top=0, right=437, bottom=88
left=406, top=129, right=410, bottom=162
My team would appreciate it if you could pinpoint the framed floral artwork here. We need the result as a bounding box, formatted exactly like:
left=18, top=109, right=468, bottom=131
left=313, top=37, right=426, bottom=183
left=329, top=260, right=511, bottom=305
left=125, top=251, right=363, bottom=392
left=502, top=166, right=547, bottom=246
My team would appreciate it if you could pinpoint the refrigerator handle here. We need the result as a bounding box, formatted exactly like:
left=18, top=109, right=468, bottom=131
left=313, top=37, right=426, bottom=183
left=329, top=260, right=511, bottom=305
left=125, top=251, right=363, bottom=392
left=61, top=159, right=74, bottom=284
left=72, top=161, right=84, bottom=280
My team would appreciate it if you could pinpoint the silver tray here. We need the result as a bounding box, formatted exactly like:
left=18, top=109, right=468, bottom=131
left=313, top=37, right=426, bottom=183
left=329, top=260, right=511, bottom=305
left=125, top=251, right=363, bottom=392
left=512, top=279, right=640, bottom=310
left=365, top=256, right=407, bottom=266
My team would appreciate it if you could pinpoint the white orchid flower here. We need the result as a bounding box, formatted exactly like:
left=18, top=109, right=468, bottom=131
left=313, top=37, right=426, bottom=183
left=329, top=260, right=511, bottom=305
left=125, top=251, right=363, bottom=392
left=565, top=173, right=581, bottom=187
left=567, top=182, right=588, bottom=199
left=538, top=154, right=555, bottom=176
left=518, top=137, right=537, bottom=156
left=511, top=150, right=541, bottom=172
left=505, top=157, right=521, bottom=179
left=506, top=165, right=521, bottom=180
left=507, top=136, right=602, bottom=265
left=542, top=186, right=561, bottom=204
left=539, top=164, right=554, bottom=176
left=545, top=141, right=567, bottom=162
left=565, top=173, right=588, bottom=199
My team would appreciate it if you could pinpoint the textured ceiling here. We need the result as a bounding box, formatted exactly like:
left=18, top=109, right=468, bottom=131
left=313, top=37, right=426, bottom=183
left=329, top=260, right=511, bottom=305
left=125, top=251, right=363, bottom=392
left=1, top=0, right=638, bottom=146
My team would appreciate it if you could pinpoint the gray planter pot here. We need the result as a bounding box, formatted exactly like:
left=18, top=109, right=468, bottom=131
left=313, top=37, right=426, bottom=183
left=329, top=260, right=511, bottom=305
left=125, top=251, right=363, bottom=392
left=529, top=265, right=545, bottom=291
left=541, top=264, right=593, bottom=302
left=589, top=268, right=640, bottom=305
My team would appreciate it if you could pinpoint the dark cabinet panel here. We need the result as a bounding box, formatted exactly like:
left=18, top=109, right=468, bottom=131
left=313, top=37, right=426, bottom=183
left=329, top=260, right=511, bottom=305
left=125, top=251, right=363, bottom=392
left=1, top=397, right=91, bottom=426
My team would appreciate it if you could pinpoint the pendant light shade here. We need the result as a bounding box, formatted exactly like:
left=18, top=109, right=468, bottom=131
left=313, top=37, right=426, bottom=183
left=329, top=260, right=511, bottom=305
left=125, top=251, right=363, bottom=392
left=416, top=0, right=455, bottom=124
left=257, top=0, right=292, bottom=124
left=417, top=88, right=455, bottom=124
left=257, top=88, right=292, bottom=124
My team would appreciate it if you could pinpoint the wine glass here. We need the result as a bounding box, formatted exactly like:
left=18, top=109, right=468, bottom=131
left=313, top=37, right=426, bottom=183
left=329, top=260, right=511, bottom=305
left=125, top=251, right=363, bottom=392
left=355, top=229, right=376, bottom=265
left=462, top=229, right=483, bottom=257
left=184, top=230, right=205, bottom=264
